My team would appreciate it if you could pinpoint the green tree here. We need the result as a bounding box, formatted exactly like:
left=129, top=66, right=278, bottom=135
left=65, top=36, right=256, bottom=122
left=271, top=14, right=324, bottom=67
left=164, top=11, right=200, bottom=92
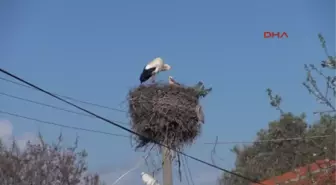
left=218, top=34, right=336, bottom=185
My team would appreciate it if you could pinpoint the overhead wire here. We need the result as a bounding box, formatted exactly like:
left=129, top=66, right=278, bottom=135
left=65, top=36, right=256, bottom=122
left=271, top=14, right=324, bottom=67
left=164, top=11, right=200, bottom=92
left=0, top=91, right=333, bottom=145
left=0, top=91, right=129, bottom=125
left=203, top=135, right=332, bottom=145
left=181, top=155, right=193, bottom=185
left=0, top=76, right=127, bottom=113
left=0, top=110, right=129, bottom=138
left=184, top=156, right=195, bottom=185
left=0, top=76, right=191, bottom=112
left=182, top=162, right=191, bottom=185
left=0, top=68, right=266, bottom=185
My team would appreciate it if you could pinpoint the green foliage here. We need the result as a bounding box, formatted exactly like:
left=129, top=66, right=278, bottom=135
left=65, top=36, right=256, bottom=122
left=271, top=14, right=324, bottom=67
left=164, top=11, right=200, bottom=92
left=218, top=34, right=336, bottom=185
left=318, top=33, right=334, bottom=63
left=266, top=88, right=283, bottom=114
left=318, top=33, right=327, bottom=49
left=220, top=114, right=335, bottom=185
left=193, top=81, right=212, bottom=98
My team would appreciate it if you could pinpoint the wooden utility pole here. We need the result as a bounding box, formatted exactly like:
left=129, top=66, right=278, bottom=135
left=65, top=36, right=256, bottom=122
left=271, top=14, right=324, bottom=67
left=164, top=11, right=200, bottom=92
left=162, top=146, right=173, bottom=185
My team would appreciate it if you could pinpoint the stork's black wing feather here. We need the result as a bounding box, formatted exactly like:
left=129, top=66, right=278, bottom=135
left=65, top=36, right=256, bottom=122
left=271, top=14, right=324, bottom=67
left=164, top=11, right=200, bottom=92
left=139, top=66, right=156, bottom=83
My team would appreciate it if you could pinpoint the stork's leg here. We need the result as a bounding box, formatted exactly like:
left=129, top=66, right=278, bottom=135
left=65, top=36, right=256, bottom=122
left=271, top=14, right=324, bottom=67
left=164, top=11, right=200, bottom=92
left=151, top=75, right=156, bottom=83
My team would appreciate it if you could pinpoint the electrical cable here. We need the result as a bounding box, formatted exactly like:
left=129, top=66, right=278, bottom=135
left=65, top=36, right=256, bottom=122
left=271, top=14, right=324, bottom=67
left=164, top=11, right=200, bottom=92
left=203, top=135, right=332, bottom=144
left=184, top=155, right=195, bottom=185
left=0, top=110, right=129, bottom=138
left=0, top=76, right=127, bottom=113
left=181, top=155, right=192, bottom=185
left=0, top=68, right=266, bottom=185
left=0, top=91, right=129, bottom=125
left=1, top=91, right=331, bottom=145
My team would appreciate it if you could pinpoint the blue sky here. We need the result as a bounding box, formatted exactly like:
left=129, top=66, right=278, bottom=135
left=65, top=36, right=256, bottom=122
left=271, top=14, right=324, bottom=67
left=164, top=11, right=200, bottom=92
left=0, top=0, right=335, bottom=184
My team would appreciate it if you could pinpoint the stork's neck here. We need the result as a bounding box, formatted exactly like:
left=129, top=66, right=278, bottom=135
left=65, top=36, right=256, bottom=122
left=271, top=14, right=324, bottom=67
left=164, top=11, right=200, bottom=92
left=145, top=65, right=157, bottom=70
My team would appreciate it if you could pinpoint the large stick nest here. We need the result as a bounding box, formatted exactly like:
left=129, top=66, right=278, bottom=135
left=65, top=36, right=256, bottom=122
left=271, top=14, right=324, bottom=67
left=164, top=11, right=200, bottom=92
left=128, top=83, right=204, bottom=150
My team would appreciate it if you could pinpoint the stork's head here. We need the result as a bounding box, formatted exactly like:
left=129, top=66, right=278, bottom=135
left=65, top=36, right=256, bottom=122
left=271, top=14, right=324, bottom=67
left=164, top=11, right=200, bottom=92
left=162, top=64, right=171, bottom=71
left=153, top=57, right=163, bottom=62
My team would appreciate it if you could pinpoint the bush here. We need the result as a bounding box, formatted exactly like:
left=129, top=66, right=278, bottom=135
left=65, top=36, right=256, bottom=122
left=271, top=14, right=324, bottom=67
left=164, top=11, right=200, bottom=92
left=0, top=133, right=104, bottom=185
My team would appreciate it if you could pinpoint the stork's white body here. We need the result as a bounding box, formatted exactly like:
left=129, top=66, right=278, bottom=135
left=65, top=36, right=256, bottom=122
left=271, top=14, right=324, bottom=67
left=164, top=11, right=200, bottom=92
left=140, top=57, right=171, bottom=84
left=145, top=57, right=164, bottom=71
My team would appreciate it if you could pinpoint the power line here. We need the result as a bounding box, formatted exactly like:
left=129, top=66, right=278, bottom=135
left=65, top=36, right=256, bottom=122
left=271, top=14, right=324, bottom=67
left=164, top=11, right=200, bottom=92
left=0, top=91, right=129, bottom=125
left=182, top=155, right=195, bottom=185
left=203, top=135, right=332, bottom=145
left=2, top=88, right=331, bottom=146
left=0, top=76, right=195, bottom=111
left=2, top=91, right=330, bottom=145
left=0, top=76, right=127, bottom=113
left=0, top=110, right=129, bottom=138
left=0, top=68, right=265, bottom=185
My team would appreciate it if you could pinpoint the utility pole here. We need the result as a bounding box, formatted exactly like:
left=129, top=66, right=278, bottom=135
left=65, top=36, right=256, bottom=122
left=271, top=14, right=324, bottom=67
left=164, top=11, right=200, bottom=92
left=162, top=146, right=173, bottom=185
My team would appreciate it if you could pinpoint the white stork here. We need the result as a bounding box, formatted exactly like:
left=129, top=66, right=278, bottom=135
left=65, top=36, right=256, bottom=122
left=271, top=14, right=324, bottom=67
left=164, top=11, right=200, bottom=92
left=139, top=57, right=171, bottom=84
left=168, top=76, right=181, bottom=86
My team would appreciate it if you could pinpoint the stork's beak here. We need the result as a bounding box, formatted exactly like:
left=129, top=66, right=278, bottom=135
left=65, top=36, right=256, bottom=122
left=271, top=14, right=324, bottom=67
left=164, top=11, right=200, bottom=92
left=164, top=64, right=171, bottom=71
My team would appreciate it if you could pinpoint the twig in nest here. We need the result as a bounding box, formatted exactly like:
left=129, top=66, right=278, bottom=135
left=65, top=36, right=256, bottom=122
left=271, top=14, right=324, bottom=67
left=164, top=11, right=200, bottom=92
left=128, top=83, right=205, bottom=151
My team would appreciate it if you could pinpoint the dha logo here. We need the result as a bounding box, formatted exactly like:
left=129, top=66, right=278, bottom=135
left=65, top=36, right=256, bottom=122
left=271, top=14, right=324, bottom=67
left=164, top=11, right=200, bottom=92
left=264, top=32, right=288, bottom=39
